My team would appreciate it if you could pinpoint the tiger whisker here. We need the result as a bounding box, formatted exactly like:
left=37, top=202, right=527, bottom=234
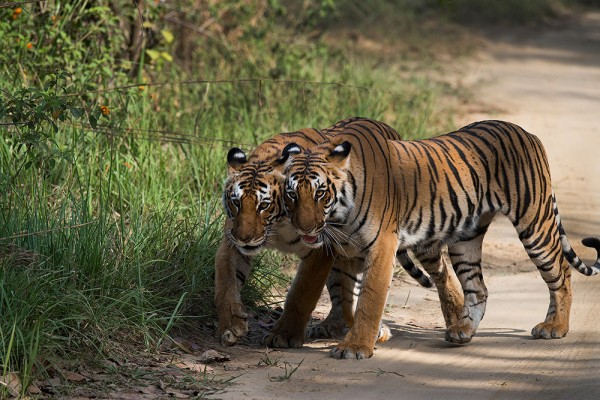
left=324, top=227, right=350, bottom=258
left=321, top=229, right=335, bottom=255
left=323, top=234, right=334, bottom=257
left=324, top=227, right=346, bottom=253
left=326, top=225, right=361, bottom=252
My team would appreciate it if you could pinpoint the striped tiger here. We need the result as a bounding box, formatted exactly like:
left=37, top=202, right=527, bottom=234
left=265, top=119, right=600, bottom=359
left=215, top=117, right=432, bottom=346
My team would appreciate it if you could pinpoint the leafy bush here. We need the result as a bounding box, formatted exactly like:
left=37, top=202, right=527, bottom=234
left=0, top=1, right=126, bottom=88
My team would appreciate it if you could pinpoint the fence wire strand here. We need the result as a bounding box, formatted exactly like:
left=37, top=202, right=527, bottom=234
left=1, top=78, right=385, bottom=151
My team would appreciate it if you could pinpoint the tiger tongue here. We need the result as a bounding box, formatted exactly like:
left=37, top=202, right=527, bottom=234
left=302, top=235, right=318, bottom=244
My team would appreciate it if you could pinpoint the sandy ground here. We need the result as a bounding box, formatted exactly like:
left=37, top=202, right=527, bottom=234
left=212, top=13, right=600, bottom=399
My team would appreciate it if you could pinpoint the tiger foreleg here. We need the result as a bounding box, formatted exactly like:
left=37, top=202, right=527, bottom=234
left=214, top=237, right=253, bottom=346
left=307, top=264, right=355, bottom=339
left=307, top=261, right=392, bottom=343
left=264, top=250, right=335, bottom=348
left=331, top=237, right=397, bottom=359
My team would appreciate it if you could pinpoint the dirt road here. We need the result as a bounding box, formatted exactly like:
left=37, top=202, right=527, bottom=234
left=214, top=13, right=600, bottom=399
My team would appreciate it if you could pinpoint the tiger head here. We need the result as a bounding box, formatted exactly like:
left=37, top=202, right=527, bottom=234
left=222, top=145, right=298, bottom=256
left=282, top=140, right=354, bottom=249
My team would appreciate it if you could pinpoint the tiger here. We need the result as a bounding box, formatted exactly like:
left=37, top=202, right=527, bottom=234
left=215, top=117, right=433, bottom=347
left=264, top=119, right=600, bottom=359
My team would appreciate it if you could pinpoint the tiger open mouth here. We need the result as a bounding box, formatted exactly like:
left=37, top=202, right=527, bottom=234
left=302, top=235, right=318, bottom=243
left=301, top=234, right=323, bottom=247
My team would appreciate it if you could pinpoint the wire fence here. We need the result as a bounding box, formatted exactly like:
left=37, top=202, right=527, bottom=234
left=90, top=124, right=248, bottom=150
left=1, top=77, right=396, bottom=151
left=61, top=78, right=376, bottom=97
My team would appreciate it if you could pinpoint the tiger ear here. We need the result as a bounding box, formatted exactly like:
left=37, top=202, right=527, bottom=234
left=227, top=147, right=247, bottom=172
left=328, top=141, right=352, bottom=165
left=272, top=142, right=302, bottom=168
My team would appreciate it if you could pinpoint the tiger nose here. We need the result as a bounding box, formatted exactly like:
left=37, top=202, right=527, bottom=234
left=232, top=220, right=262, bottom=244
left=235, top=231, right=254, bottom=243
left=296, top=222, right=325, bottom=236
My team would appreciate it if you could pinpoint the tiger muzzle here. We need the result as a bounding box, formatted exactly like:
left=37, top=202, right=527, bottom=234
left=230, top=220, right=266, bottom=255
left=294, top=223, right=325, bottom=246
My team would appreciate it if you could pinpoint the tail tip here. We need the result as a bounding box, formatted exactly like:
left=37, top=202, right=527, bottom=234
left=582, top=237, right=600, bottom=250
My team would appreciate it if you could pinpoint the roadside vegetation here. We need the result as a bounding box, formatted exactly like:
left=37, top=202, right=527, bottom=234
left=1, top=0, right=597, bottom=397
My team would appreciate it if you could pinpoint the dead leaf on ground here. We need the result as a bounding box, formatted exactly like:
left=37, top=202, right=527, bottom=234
left=27, top=383, right=42, bottom=395
left=84, top=372, right=107, bottom=382
left=106, top=356, right=123, bottom=367
left=134, top=385, right=159, bottom=395
left=200, top=349, right=230, bottom=363
left=0, top=372, right=22, bottom=397
left=166, top=387, right=195, bottom=399
left=109, top=391, right=153, bottom=400
left=64, top=371, right=87, bottom=382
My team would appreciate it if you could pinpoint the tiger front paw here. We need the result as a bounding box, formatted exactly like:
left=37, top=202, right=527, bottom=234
left=217, top=302, right=248, bottom=347
left=531, top=321, right=568, bottom=339
left=330, top=341, right=374, bottom=359
left=445, top=322, right=475, bottom=344
left=263, top=328, right=305, bottom=348
left=307, top=318, right=347, bottom=339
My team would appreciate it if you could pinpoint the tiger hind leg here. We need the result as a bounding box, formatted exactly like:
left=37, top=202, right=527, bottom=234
left=516, top=210, right=572, bottom=339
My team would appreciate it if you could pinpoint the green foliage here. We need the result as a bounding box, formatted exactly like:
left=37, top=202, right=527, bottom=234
left=0, top=1, right=126, bottom=88
left=0, top=72, right=107, bottom=186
